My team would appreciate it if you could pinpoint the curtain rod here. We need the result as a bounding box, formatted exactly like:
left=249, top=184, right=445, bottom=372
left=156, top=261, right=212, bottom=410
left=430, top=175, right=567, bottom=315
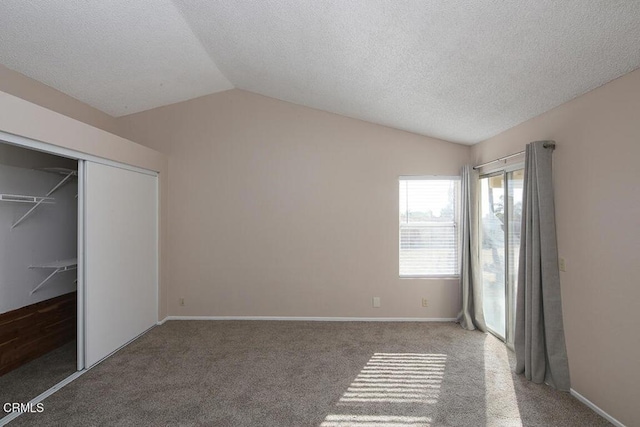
left=473, top=141, right=555, bottom=170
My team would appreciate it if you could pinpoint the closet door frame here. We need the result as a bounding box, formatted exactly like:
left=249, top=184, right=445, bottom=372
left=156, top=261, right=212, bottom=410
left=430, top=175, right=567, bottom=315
left=0, top=130, right=160, bottom=371
left=77, top=160, right=85, bottom=370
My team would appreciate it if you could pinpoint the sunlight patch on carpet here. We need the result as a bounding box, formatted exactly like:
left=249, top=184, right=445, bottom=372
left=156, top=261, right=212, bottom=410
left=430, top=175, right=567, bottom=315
left=484, top=338, right=523, bottom=426
left=320, top=414, right=432, bottom=427
left=320, top=353, right=445, bottom=426
left=338, top=353, right=445, bottom=404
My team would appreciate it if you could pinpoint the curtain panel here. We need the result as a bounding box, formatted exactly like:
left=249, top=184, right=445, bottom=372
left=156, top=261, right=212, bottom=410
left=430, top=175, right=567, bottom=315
left=515, top=140, right=570, bottom=391
left=457, top=165, right=486, bottom=332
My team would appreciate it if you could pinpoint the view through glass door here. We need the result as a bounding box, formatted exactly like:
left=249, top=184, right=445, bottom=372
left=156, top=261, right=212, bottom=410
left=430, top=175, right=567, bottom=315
left=480, top=170, right=524, bottom=343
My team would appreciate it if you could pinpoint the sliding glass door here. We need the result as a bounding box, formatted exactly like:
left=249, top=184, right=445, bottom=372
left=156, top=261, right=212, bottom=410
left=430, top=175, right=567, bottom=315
left=480, top=170, right=523, bottom=343
left=505, top=170, right=524, bottom=344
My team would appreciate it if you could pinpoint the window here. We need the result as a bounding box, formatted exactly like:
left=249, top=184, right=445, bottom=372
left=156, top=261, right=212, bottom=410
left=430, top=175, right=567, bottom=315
left=399, top=177, right=460, bottom=277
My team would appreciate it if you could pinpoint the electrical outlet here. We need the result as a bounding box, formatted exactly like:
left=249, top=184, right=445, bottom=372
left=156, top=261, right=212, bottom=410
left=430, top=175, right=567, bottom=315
left=422, top=298, right=428, bottom=308
left=179, top=298, right=185, bottom=306
left=559, top=257, right=566, bottom=272
left=372, top=297, right=381, bottom=308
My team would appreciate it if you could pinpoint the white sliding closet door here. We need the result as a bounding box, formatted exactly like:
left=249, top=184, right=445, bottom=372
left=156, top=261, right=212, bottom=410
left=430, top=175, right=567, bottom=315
left=84, top=161, right=158, bottom=367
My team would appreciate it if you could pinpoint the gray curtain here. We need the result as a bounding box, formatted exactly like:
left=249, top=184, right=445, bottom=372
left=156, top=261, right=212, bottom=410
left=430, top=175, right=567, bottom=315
left=457, top=165, right=486, bottom=332
left=515, top=140, right=570, bottom=391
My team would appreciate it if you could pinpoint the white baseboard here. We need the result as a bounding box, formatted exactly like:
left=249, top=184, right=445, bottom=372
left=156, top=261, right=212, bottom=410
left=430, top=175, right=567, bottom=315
left=159, top=316, right=457, bottom=323
left=570, top=389, right=626, bottom=427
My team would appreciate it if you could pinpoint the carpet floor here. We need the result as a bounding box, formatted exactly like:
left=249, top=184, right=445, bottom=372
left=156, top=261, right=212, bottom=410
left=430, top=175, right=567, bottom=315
left=0, top=341, right=76, bottom=414
left=10, top=322, right=609, bottom=426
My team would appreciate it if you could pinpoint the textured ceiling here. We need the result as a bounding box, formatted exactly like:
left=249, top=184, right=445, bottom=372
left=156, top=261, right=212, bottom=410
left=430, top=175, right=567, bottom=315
left=0, top=0, right=232, bottom=116
left=1, top=1, right=639, bottom=143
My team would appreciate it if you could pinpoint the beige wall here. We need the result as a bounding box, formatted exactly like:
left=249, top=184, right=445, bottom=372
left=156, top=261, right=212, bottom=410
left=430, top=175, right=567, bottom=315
left=0, top=65, right=119, bottom=135
left=118, top=89, right=470, bottom=319
left=3, top=59, right=635, bottom=424
left=471, top=69, right=640, bottom=426
left=4, top=57, right=636, bottom=423
left=0, top=91, right=169, bottom=320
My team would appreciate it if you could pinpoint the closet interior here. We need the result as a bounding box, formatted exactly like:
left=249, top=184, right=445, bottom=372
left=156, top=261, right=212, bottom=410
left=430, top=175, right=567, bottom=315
left=0, top=142, right=78, bottom=406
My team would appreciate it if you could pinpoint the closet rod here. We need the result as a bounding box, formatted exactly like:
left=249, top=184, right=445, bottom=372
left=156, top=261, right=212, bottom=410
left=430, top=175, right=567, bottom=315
left=473, top=141, right=555, bottom=170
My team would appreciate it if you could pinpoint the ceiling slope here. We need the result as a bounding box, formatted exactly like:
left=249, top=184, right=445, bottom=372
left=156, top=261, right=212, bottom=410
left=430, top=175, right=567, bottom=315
left=0, top=0, right=232, bottom=116
left=0, top=1, right=639, bottom=143
left=175, top=0, right=640, bottom=144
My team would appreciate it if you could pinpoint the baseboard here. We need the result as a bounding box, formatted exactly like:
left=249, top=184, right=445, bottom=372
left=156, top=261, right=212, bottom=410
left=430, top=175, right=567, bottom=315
left=159, top=316, right=457, bottom=323
left=570, top=389, right=626, bottom=427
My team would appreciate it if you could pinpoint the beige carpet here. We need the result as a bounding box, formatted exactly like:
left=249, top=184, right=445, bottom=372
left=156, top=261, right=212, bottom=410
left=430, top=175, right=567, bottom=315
left=11, top=322, right=609, bottom=426
left=0, top=341, right=76, bottom=415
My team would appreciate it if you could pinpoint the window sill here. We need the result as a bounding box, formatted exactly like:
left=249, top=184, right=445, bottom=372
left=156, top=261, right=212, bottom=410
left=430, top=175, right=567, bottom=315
left=400, top=275, right=460, bottom=280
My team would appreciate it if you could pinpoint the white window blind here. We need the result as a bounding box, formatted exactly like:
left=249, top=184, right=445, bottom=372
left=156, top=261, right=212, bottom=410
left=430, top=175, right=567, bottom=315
left=399, top=177, right=460, bottom=277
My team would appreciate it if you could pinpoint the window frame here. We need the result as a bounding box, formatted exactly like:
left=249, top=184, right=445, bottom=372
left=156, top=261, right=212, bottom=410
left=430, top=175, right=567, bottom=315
left=398, top=175, right=461, bottom=279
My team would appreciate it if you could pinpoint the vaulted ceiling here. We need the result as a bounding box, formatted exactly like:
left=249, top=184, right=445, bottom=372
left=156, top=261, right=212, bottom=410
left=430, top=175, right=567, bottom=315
left=1, top=1, right=639, bottom=144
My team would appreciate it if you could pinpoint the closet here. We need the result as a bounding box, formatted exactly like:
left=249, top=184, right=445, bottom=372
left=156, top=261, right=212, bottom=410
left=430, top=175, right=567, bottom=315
left=0, top=134, right=159, bottom=420
left=0, top=143, right=78, bottom=407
